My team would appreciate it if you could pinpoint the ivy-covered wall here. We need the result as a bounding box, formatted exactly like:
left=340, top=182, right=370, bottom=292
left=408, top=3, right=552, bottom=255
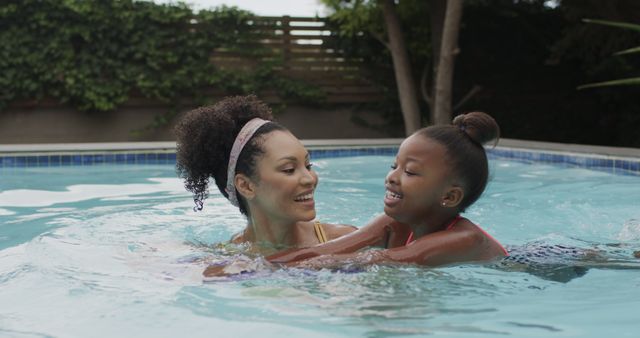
left=0, top=0, right=323, bottom=114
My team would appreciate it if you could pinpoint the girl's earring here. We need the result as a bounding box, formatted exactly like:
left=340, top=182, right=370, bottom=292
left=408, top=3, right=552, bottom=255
left=441, top=202, right=446, bottom=207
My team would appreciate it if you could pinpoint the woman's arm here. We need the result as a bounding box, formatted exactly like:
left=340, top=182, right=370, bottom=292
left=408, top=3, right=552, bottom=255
left=267, top=214, right=406, bottom=263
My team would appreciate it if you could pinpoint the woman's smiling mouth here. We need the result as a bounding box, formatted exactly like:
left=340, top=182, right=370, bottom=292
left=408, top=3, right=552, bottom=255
left=294, top=192, right=314, bottom=202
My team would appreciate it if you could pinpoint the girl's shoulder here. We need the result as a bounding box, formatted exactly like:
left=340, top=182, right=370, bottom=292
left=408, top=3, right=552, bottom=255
left=448, top=217, right=476, bottom=232
left=451, top=217, right=508, bottom=258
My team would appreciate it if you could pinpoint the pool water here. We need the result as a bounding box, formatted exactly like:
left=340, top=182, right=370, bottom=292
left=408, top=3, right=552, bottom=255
left=1, top=156, right=639, bottom=337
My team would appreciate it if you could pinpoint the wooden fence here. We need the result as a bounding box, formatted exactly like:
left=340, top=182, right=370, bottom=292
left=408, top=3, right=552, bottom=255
left=210, top=16, right=384, bottom=104
left=9, top=16, right=385, bottom=110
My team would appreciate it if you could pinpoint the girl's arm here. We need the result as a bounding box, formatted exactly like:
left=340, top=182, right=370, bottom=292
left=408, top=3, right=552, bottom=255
left=293, top=221, right=496, bottom=269
left=267, top=214, right=409, bottom=263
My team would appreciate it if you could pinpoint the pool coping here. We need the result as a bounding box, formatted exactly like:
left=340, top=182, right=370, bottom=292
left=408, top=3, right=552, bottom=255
left=1, top=138, right=639, bottom=174
left=1, top=138, right=639, bottom=157
left=496, top=139, right=640, bottom=159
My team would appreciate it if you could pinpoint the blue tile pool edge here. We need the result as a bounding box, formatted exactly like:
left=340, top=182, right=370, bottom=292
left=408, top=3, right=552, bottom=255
left=0, top=146, right=639, bottom=175
left=488, top=146, right=640, bottom=176
left=0, top=150, right=177, bottom=168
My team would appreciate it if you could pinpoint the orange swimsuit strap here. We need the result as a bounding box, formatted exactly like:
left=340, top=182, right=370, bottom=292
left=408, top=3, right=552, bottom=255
left=405, top=215, right=463, bottom=245
left=314, top=220, right=328, bottom=244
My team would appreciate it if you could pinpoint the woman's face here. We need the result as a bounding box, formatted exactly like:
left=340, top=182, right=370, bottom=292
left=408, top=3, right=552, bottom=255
left=383, top=134, right=454, bottom=224
left=250, top=130, right=318, bottom=223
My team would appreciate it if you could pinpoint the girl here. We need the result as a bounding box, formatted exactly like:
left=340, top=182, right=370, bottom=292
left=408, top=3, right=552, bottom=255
left=269, top=112, right=508, bottom=267
left=175, top=95, right=356, bottom=273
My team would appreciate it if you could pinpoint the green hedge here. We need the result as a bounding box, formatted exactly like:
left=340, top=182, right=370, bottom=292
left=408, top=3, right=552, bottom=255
left=0, top=0, right=323, bottom=112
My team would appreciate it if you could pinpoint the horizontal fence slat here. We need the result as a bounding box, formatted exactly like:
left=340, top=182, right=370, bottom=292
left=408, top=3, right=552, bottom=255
left=256, top=16, right=325, bottom=22
left=212, top=51, right=352, bottom=59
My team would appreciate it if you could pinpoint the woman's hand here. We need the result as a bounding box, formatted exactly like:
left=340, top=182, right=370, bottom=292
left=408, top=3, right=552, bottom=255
left=288, top=250, right=389, bottom=270
left=202, top=256, right=263, bottom=278
left=266, top=247, right=319, bottom=263
left=203, top=264, right=229, bottom=277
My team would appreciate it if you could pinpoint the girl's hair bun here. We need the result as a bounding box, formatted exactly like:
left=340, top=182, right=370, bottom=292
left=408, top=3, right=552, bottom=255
left=452, top=112, right=500, bottom=146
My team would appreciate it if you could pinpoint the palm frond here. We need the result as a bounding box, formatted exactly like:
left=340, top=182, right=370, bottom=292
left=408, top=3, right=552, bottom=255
left=583, top=19, right=640, bottom=33
left=577, top=77, right=640, bottom=90
left=614, top=46, right=640, bottom=56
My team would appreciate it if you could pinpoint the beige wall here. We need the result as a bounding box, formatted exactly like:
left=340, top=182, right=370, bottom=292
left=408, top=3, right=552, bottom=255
left=0, top=103, right=400, bottom=144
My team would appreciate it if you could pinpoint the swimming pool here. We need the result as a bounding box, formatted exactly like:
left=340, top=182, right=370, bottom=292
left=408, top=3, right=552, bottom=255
left=1, top=152, right=639, bottom=337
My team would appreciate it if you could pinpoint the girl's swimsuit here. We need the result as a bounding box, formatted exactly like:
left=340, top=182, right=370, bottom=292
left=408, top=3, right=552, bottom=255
left=495, top=243, right=598, bottom=283
left=405, top=215, right=508, bottom=256
left=501, top=243, right=592, bottom=266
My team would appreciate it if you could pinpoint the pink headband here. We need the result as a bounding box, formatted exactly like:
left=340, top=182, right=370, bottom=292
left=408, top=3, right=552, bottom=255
left=225, top=118, right=270, bottom=207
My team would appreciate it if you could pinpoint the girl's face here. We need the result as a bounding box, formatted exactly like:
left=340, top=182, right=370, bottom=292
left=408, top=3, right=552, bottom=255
left=383, top=134, right=455, bottom=224
left=250, top=130, right=318, bottom=223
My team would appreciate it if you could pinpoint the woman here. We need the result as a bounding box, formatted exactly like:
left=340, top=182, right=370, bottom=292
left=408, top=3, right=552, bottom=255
left=175, top=95, right=356, bottom=273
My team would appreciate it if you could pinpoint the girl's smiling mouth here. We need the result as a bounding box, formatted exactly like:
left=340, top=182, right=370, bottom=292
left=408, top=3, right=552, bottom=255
left=384, top=187, right=403, bottom=207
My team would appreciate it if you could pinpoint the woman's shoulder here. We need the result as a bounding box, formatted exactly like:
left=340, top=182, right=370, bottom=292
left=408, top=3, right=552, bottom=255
left=319, top=215, right=411, bottom=245
left=319, top=222, right=358, bottom=240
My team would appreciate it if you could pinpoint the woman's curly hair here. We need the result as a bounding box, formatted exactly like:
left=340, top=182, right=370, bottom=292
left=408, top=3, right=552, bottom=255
left=175, top=95, right=287, bottom=215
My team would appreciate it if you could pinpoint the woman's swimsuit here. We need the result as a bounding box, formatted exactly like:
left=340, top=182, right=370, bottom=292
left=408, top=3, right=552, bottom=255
left=205, top=222, right=329, bottom=280
left=405, top=215, right=508, bottom=256
left=314, top=220, right=328, bottom=244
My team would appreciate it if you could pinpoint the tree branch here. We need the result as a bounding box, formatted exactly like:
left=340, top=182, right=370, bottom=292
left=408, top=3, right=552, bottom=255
left=420, top=62, right=432, bottom=106
left=370, top=30, right=391, bottom=50
left=453, top=85, right=482, bottom=111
